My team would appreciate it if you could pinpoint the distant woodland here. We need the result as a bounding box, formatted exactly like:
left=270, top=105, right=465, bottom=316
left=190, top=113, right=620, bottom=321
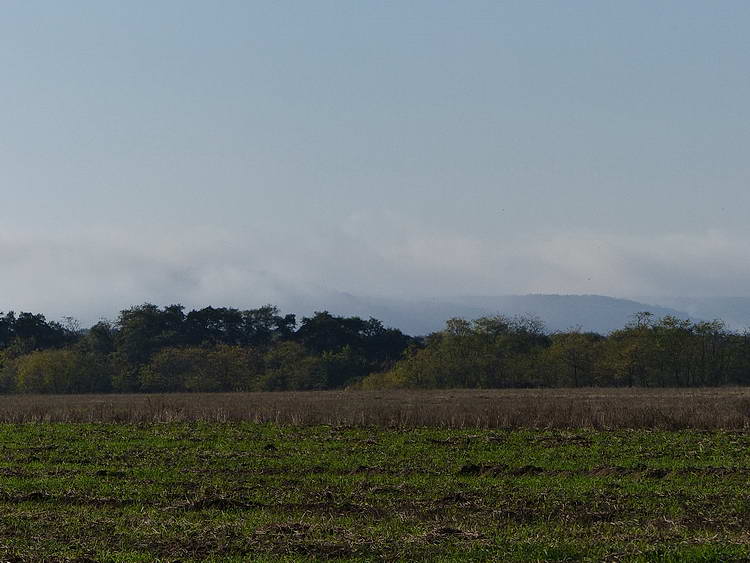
left=0, top=304, right=747, bottom=393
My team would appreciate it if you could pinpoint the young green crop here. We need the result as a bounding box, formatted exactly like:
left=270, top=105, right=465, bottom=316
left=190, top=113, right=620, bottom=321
left=0, top=423, right=747, bottom=561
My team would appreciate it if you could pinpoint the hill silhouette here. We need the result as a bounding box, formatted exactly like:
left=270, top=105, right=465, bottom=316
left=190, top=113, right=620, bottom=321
left=288, top=293, right=691, bottom=335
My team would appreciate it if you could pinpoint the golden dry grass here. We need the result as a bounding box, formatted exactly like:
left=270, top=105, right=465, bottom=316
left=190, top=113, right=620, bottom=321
left=1, top=387, right=749, bottom=429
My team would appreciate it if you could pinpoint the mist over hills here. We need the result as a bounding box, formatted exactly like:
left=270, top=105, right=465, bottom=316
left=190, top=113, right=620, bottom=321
left=22, top=293, right=749, bottom=337
left=291, top=295, right=750, bottom=335
left=286, top=293, right=693, bottom=336
left=640, top=297, right=750, bottom=332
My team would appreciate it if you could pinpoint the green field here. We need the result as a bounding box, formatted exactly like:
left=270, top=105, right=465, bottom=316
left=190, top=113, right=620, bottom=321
left=0, top=423, right=748, bottom=561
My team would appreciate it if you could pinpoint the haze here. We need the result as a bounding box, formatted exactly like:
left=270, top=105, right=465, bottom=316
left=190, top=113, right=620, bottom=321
left=2, top=1, right=749, bottom=325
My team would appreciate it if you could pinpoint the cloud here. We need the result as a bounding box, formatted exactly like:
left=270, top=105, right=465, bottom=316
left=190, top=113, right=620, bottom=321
left=527, top=229, right=750, bottom=297
left=2, top=222, right=750, bottom=325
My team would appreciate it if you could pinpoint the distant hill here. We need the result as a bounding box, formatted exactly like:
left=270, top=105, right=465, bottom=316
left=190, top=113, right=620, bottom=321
left=285, top=293, right=692, bottom=336
left=641, top=297, right=750, bottom=331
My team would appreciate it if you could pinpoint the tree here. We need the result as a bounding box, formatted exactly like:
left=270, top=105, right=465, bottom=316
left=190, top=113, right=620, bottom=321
left=261, top=342, right=322, bottom=391
left=0, top=311, right=75, bottom=356
left=139, top=345, right=263, bottom=393
left=13, top=349, right=77, bottom=393
left=112, top=304, right=188, bottom=390
left=545, top=331, right=602, bottom=387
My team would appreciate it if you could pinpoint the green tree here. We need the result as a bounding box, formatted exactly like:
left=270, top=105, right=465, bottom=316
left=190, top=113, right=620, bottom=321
left=261, top=341, right=322, bottom=391
left=545, top=331, right=602, bottom=387
left=139, top=345, right=263, bottom=393
left=13, top=349, right=78, bottom=393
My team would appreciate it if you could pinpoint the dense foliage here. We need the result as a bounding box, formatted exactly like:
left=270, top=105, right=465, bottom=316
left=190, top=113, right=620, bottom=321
left=1, top=305, right=749, bottom=393
left=360, top=312, right=749, bottom=389
left=0, top=305, right=411, bottom=393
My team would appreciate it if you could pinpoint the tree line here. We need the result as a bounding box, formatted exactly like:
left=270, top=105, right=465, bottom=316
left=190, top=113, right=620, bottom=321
left=0, top=305, right=748, bottom=393
left=0, top=305, right=411, bottom=393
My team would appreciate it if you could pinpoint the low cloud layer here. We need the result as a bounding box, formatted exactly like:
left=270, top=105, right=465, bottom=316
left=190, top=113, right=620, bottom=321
left=2, top=223, right=749, bottom=326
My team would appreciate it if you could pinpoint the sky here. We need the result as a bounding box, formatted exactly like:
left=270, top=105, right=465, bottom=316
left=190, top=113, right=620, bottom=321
left=2, top=1, right=750, bottom=323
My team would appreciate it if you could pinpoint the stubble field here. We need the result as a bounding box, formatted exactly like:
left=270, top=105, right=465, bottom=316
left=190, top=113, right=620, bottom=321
left=1, top=387, right=750, bottom=429
left=1, top=389, right=750, bottom=561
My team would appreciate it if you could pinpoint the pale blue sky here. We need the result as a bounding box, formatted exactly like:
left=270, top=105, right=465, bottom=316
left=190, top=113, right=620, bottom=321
left=2, top=1, right=750, bottom=321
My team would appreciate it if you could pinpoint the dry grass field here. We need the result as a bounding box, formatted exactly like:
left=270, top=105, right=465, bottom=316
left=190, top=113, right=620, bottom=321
left=0, top=387, right=748, bottom=428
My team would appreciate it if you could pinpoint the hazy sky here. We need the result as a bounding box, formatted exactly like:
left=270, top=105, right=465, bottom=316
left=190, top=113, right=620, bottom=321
left=2, top=1, right=750, bottom=322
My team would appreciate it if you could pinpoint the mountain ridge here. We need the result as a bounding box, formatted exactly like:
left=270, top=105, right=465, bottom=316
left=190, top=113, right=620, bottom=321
left=285, top=292, right=693, bottom=336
